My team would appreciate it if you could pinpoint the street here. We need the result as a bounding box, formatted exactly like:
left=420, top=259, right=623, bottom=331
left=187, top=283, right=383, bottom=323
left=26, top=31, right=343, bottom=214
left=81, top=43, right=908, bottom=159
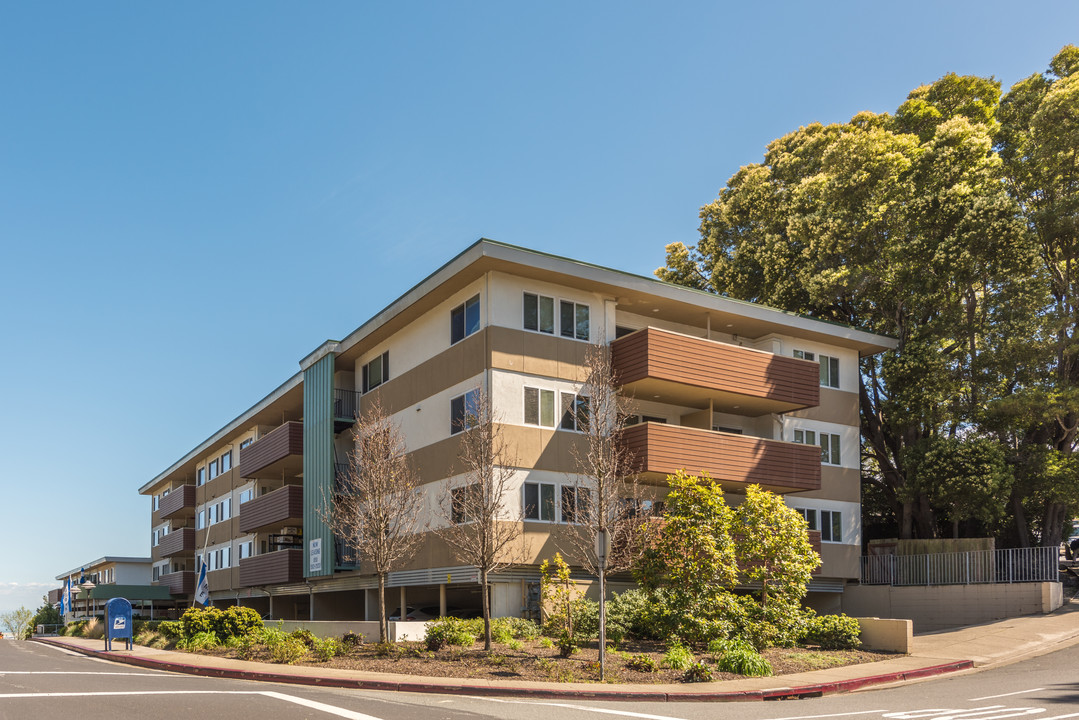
left=2, top=637, right=1078, bottom=720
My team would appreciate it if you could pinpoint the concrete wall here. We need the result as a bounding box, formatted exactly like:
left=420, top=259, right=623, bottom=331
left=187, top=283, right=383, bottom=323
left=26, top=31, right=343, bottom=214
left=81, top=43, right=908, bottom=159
left=854, top=617, right=912, bottom=653
left=280, top=620, right=430, bottom=642
left=843, top=582, right=1062, bottom=632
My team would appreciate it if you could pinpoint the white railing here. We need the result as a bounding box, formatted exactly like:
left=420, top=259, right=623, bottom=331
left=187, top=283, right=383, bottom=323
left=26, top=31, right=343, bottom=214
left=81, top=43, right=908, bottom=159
left=860, top=546, right=1058, bottom=586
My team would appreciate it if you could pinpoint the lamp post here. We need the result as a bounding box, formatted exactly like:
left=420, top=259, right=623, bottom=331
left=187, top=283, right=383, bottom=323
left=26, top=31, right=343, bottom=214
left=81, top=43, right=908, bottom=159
left=80, top=581, right=96, bottom=619
left=596, top=528, right=609, bottom=681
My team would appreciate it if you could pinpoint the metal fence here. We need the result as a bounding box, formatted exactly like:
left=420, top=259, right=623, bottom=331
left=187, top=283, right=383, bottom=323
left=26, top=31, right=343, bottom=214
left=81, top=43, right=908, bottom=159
left=860, top=546, right=1058, bottom=586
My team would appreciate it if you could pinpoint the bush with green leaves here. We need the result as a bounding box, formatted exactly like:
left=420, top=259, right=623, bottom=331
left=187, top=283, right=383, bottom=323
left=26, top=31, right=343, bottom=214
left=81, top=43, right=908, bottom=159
left=556, top=631, right=578, bottom=658
left=709, top=637, right=772, bottom=677
left=625, top=653, right=659, bottom=673
left=218, top=607, right=263, bottom=638
left=800, top=613, right=861, bottom=650
left=605, top=589, right=653, bottom=640
left=341, top=632, right=363, bottom=649
left=681, top=661, right=714, bottom=683
left=662, top=641, right=694, bottom=670
left=180, top=607, right=222, bottom=639
left=290, top=628, right=317, bottom=649
left=158, top=620, right=183, bottom=640
left=177, top=631, right=220, bottom=651
left=271, top=635, right=308, bottom=664
left=312, top=637, right=342, bottom=661
left=424, top=617, right=478, bottom=651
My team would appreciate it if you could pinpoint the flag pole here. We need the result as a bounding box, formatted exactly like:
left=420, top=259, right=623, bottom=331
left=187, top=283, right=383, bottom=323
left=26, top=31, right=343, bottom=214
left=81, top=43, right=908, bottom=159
left=193, top=516, right=213, bottom=608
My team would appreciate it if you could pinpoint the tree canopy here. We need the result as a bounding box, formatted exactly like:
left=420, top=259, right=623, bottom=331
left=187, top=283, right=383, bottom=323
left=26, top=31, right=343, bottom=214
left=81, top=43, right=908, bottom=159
left=660, top=46, right=1079, bottom=546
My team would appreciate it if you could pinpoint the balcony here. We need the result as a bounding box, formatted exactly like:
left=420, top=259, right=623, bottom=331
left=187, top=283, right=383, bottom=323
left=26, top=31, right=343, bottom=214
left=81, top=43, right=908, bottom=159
left=239, top=549, right=304, bottom=587
left=159, top=570, right=195, bottom=595
left=611, top=328, right=820, bottom=415
left=334, top=388, right=362, bottom=433
left=158, top=528, right=195, bottom=558
left=237, top=421, right=303, bottom=479
left=238, top=485, right=303, bottom=534
left=620, top=422, right=821, bottom=493
left=159, top=485, right=196, bottom=519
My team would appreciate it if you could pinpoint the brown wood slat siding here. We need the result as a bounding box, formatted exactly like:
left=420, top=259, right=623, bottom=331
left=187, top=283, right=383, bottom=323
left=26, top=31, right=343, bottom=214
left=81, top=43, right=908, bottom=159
left=238, top=485, right=304, bottom=533
left=237, top=421, right=304, bottom=478
left=160, top=571, right=195, bottom=595
left=611, top=329, right=820, bottom=407
left=622, top=423, right=821, bottom=491
left=238, top=549, right=303, bottom=587
left=809, top=530, right=822, bottom=575
left=159, top=485, right=196, bottom=518
left=158, top=527, right=195, bottom=557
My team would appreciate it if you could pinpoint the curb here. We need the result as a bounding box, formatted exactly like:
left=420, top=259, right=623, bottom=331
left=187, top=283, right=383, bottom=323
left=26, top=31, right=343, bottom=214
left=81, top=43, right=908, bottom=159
left=32, top=638, right=973, bottom=702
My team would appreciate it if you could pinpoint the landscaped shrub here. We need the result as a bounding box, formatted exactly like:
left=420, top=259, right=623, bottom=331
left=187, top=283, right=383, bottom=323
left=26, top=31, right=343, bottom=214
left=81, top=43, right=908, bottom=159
left=556, top=631, right=578, bottom=658
left=494, top=617, right=540, bottom=640
left=605, top=589, right=652, bottom=640
left=270, top=635, right=307, bottom=664
left=800, top=613, right=861, bottom=650
left=290, top=628, right=317, bottom=649
left=424, top=617, right=477, bottom=651
left=662, top=641, right=694, bottom=670
left=312, top=637, right=342, bottom=661
left=625, top=654, right=659, bottom=673
left=158, top=620, right=183, bottom=640
left=178, top=631, right=220, bottom=651
left=681, top=661, right=714, bottom=683
left=218, top=607, right=263, bottom=639
left=709, top=637, right=772, bottom=677
left=341, top=632, right=362, bottom=649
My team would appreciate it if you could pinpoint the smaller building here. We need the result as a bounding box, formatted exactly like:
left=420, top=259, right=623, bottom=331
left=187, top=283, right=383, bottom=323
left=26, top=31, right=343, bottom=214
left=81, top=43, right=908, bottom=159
left=52, top=556, right=176, bottom=619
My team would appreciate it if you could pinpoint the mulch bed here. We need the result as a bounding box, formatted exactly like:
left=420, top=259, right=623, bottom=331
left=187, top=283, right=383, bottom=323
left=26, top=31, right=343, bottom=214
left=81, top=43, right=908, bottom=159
left=195, top=638, right=895, bottom=684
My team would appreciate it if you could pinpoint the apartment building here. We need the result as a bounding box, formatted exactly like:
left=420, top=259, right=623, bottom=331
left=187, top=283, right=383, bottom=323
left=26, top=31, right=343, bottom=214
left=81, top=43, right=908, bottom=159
left=51, top=556, right=174, bottom=618
left=138, top=240, right=894, bottom=620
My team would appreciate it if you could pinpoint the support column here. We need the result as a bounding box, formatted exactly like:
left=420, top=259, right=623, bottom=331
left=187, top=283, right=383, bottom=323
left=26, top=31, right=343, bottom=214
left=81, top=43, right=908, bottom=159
left=439, top=584, right=447, bottom=617
left=399, top=586, right=407, bottom=619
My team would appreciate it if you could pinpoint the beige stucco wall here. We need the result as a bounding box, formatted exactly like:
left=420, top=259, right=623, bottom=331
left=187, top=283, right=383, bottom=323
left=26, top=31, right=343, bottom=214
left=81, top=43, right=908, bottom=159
left=842, top=582, right=1063, bottom=632
left=854, top=617, right=913, bottom=653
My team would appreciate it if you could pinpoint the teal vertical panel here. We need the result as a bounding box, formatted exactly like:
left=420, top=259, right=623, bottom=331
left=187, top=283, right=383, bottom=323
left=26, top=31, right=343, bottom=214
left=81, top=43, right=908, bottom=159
left=303, top=353, right=336, bottom=578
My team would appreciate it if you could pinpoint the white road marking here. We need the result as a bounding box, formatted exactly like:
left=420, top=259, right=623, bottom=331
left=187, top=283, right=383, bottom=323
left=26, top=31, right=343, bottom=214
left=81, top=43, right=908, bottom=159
left=0, top=689, right=383, bottom=719
left=0, top=671, right=164, bottom=676
left=260, top=690, right=385, bottom=720
left=465, top=695, right=688, bottom=720
left=768, top=712, right=890, bottom=720
left=969, top=690, right=1046, bottom=701
left=884, top=708, right=1052, bottom=720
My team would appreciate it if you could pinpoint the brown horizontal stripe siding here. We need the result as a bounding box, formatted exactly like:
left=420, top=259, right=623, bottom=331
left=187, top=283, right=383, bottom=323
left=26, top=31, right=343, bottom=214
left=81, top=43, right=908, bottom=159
left=238, top=485, right=304, bottom=533
left=158, top=527, right=195, bottom=558
left=621, top=423, right=820, bottom=492
left=159, top=485, right=196, bottom=519
left=239, top=549, right=303, bottom=587
left=237, top=421, right=304, bottom=478
left=160, top=571, right=195, bottom=595
left=611, top=328, right=820, bottom=407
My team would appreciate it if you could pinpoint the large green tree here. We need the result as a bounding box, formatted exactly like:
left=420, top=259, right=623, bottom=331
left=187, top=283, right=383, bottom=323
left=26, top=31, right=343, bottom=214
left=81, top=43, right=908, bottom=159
left=659, top=53, right=1074, bottom=542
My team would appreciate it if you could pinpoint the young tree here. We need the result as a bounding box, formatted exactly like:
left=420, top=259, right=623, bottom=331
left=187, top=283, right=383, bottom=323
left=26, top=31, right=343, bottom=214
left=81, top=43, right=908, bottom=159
left=732, top=484, right=819, bottom=636
left=0, top=607, right=34, bottom=639
left=560, top=343, right=644, bottom=677
left=322, top=399, right=426, bottom=643
left=437, top=389, right=526, bottom=651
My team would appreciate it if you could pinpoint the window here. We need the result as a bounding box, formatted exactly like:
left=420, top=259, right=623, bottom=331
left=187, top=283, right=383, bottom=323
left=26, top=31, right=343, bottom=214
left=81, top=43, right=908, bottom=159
left=197, top=467, right=206, bottom=486
left=152, top=565, right=161, bottom=581
left=794, top=349, right=815, bottom=361
left=220, top=450, right=232, bottom=473
left=451, top=484, right=478, bottom=524
left=797, top=507, right=819, bottom=531
left=209, top=459, right=219, bottom=480
left=239, top=541, right=253, bottom=560
left=523, top=482, right=556, bottom=521
left=819, top=355, right=839, bottom=388
left=153, top=494, right=160, bottom=511
left=450, top=388, right=480, bottom=434
left=362, top=351, right=390, bottom=393
left=240, top=438, right=253, bottom=450
left=559, top=392, right=589, bottom=431
left=451, top=294, right=481, bottom=345
left=524, top=293, right=555, bottom=334
left=559, top=300, right=590, bottom=341
left=239, top=488, right=254, bottom=505
left=821, top=510, right=842, bottom=542
left=560, top=486, right=587, bottom=524
left=713, top=425, right=743, bottom=435
left=207, top=498, right=231, bottom=525
left=197, top=510, right=206, bottom=530
left=524, top=387, right=555, bottom=427
left=794, top=429, right=841, bottom=465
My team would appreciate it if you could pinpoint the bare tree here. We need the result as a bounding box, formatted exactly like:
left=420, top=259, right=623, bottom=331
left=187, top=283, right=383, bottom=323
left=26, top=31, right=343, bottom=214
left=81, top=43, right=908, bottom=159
left=438, top=389, right=526, bottom=651
left=322, top=399, right=426, bottom=643
left=562, top=342, right=649, bottom=678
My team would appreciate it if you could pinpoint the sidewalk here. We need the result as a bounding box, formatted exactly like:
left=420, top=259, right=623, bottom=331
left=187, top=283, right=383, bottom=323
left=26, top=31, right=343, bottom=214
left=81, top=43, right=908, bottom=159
left=32, top=602, right=1079, bottom=703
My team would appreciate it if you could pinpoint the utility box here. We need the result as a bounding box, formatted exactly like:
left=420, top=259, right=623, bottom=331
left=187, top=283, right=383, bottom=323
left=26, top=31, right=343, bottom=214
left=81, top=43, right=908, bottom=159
left=104, top=597, right=133, bottom=651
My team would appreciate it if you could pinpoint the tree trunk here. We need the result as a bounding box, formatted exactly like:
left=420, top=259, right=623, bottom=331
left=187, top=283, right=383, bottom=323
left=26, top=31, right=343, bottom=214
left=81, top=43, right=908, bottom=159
left=900, top=500, right=914, bottom=540
left=1011, top=490, right=1031, bottom=548
left=377, top=572, right=387, bottom=644
left=480, top=567, right=491, bottom=651
left=1042, top=501, right=1067, bottom=548
left=952, top=518, right=959, bottom=539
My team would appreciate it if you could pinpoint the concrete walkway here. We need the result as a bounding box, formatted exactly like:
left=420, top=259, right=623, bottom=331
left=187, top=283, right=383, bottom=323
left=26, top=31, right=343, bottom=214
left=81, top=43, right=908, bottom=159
left=30, top=601, right=1079, bottom=702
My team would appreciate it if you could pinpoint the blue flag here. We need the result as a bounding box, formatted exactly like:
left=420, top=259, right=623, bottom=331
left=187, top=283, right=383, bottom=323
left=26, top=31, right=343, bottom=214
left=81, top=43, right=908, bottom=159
left=194, top=560, right=210, bottom=606
left=58, top=580, right=67, bottom=616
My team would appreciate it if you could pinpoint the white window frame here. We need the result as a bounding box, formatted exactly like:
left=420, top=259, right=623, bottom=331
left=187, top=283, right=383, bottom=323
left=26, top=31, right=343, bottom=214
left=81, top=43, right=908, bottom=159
left=821, top=509, right=843, bottom=542
left=558, top=299, right=590, bottom=341
left=524, top=386, right=556, bottom=428
left=450, top=293, right=481, bottom=345
left=523, top=481, right=557, bottom=522
left=523, top=292, right=556, bottom=335
left=362, top=351, right=390, bottom=393
left=559, top=391, right=589, bottom=432
left=450, top=388, right=480, bottom=435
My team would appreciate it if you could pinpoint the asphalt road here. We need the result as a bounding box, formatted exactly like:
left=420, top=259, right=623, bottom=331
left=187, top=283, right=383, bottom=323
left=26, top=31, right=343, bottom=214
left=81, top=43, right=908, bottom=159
left=3, top=637, right=1079, bottom=720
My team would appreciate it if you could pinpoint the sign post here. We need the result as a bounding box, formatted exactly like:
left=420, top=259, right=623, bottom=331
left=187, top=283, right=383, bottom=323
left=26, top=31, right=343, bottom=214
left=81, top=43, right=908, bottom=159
left=104, top=597, right=133, bottom=651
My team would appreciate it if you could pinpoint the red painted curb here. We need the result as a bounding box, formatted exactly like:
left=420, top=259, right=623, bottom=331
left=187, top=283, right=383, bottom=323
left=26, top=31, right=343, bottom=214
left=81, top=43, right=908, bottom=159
left=32, top=638, right=972, bottom=702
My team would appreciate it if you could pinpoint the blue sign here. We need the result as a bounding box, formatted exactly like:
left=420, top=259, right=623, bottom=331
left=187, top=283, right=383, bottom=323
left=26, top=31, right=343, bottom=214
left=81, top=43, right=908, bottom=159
left=104, top=597, right=133, bottom=651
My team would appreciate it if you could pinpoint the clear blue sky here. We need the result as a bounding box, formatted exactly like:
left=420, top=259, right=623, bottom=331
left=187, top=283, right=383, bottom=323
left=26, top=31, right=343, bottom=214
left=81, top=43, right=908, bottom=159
left=1, top=1, right=1075, bottom=614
